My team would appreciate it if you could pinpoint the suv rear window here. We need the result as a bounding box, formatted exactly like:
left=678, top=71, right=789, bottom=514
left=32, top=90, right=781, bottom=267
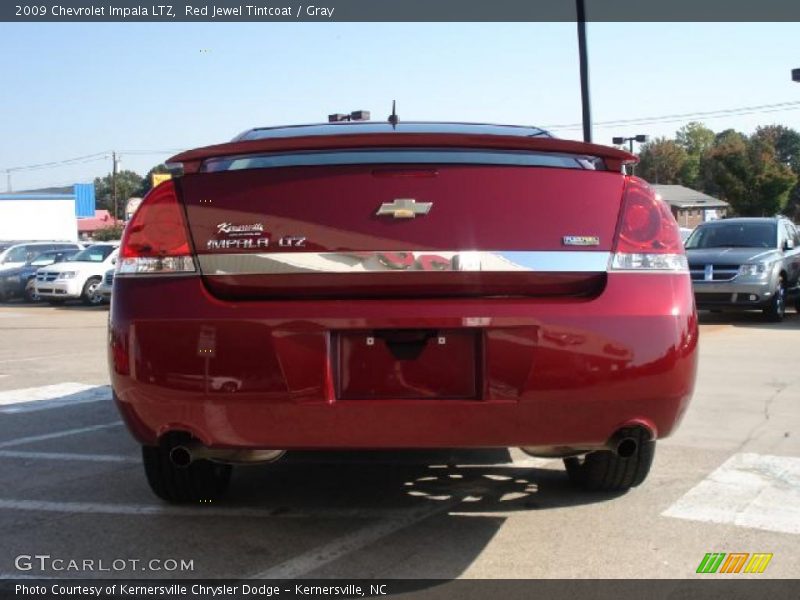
left=202, top=149, right=603, bottom=173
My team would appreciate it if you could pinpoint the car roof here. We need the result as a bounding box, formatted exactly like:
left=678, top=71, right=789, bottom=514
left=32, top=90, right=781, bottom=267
left=234, top=121, right=552, bottom=141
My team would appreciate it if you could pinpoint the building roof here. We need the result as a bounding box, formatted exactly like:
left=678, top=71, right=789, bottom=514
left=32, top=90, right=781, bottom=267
left=651, top=184, right=730, bottom=210
left=77, top=210, right=114, bottom=233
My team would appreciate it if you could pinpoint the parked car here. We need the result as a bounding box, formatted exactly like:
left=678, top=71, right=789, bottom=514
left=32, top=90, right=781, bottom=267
left=35, top=243, right=119, bottom=305
left=98, top=268, right=114, bottom=301
left=109, top=121, right=698, bottom=503
left=0, top=249, right=79, bottom=302
left=0, top=241, right=82, bottom=271
left=685, top=217, right=800, bottom=321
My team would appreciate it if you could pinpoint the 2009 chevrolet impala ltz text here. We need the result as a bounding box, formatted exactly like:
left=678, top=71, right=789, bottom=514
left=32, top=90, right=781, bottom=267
left=107, top=121, right=698, bottom=503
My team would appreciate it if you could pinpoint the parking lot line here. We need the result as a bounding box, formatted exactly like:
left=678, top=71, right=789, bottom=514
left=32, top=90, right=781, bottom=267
left=0, top=352, right=95, bottom=364
left=0, top=383, right=110, bottom=414
left=252, top=499, right=459, bottom=579
left=662, top=453, right=800, bottom=535
left=0, top=498, right=423, bottom=520
left=0, top=450, right=137, bottom=463
left=0, top=421, right=122, bottom=449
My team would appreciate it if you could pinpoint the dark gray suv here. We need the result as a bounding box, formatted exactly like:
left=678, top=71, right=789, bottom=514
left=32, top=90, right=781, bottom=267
left=685, top=217, right=800, bottom=321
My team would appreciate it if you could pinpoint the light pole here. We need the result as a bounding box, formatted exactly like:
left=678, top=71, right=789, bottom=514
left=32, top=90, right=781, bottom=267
left=576, top=0, right=592, bottom=143
left=612, top=135, right=649, bottom=175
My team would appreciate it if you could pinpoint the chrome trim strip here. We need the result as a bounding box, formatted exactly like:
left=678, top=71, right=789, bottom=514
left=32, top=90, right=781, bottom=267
left=197, top=251, right=612, bottom=275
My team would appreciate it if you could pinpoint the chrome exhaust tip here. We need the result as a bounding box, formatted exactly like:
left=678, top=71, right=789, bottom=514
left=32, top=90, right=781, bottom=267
left=168, top=441, right=285, bottom=467
left=614, top=436, right=638, bottom=458
left=169, top=445, right=193, bottom=468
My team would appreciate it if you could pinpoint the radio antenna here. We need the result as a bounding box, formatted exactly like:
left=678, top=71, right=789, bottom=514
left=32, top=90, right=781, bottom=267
left=388, top=100, right=399, bottom=129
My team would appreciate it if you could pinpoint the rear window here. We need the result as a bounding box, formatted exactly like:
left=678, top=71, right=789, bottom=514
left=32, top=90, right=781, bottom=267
left=202, top=149, right=603, bottom=173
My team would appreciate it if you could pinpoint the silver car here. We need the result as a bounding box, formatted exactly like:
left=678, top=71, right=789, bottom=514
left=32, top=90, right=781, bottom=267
left=685, top=217, right=800, bottom=321
left=98, top=268, right=114, bottom=302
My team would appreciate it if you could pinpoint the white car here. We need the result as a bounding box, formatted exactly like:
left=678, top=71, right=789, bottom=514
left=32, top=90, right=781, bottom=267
left=34, top=243, right=119, bottom=305
left=0, top=241, right=83, bottom=271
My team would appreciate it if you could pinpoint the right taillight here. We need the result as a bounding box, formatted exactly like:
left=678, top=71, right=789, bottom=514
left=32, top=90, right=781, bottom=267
left=610, top=177, right=688, bottom=272
left=117, top=180, right=196, bottom=275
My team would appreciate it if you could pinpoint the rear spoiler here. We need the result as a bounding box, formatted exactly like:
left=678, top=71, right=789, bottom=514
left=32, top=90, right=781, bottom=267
left=169, top=134, right=637, bottom=174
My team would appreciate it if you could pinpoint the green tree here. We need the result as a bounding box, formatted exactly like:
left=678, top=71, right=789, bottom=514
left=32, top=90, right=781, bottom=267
left=753, top=125, right=800, bottom=173
left=636, top=138, right=688, bottom=184
left=754, top=126, right=800, bottom=219
left=94, top=170, right=144, bottom=219
left=703, top=129, right=796, bottom=216
left=676, top=122, right=716, bottom=155
left=675, top=122, right=715, bottom=188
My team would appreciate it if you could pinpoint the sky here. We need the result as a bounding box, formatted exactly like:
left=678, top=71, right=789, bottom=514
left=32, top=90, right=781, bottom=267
left=1, top=21, right=799, bottom=190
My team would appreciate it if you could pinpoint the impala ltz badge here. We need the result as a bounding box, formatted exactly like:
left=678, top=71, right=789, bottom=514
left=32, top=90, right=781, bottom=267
left=563, top=235, right=600, bottom=246
left=376, top=198, right=432, bottom=219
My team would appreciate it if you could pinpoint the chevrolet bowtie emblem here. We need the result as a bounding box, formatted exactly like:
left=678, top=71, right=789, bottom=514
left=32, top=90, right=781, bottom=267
left=376, top=198, right=432, bottom=219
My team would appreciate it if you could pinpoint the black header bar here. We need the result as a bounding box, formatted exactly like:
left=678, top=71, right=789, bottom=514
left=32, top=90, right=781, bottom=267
left=3, top=0, right=800, bottom=22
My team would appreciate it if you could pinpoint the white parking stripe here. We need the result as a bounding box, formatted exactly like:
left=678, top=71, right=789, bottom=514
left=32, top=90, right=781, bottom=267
left=252, top=500, right=457, bottom=579
left=662, top=453, right=800, bottom=535
left=0, top=421, right=122, bottom=449
left=0, top=383, right=110, bottom=414
left=0, top=352, right=94, bottom=365
left=0, top=450, right=137, bottom=463
left=0, top=498, right=422, bottom=520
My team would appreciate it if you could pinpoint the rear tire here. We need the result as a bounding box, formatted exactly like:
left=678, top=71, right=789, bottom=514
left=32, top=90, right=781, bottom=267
left=563, top=428, right=655, bottom=492
left=142, top=439, right=232, bottom=504
left=81, top=277, right=104, bottom=306
left=764, top=278, right=786, bottom=322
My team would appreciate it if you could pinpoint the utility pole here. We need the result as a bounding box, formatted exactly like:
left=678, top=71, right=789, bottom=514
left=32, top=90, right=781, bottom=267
left=576, top=0, right=592, bottom=143
left=112, top=152, right=118, bottom=224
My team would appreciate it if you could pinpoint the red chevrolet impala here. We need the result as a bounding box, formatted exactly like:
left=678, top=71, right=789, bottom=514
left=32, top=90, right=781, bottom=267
left=108, top=122, right=698, bottom=502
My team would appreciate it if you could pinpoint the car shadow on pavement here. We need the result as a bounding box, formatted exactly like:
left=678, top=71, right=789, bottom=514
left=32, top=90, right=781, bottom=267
left=204, top=449, right=627, bottom=578
left=229, top=449, right=625, bottom=513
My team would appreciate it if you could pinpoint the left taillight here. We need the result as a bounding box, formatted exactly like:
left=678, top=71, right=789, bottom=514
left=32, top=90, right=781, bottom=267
left=610, top=177, right=688, bottom=272
left=117, top=180, right=196, bottom=275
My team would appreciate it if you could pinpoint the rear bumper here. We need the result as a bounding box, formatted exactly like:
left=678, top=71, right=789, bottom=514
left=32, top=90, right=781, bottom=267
left=109, top=273, right=698, bottom=450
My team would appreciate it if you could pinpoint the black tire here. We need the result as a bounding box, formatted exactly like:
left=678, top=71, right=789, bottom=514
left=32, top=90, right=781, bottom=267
left=563, top=428, right=655, bottom=492
left=763, top=278, right=786, bottom=322
left=142, top=440, right=232, bottom=504
left=23, top=279, right=40, bottom=303
left=81, top=276, right=104, bottom=306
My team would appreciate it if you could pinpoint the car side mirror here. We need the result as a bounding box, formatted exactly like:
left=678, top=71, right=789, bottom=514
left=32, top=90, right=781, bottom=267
left=785, top=239, right=795, bottom=251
